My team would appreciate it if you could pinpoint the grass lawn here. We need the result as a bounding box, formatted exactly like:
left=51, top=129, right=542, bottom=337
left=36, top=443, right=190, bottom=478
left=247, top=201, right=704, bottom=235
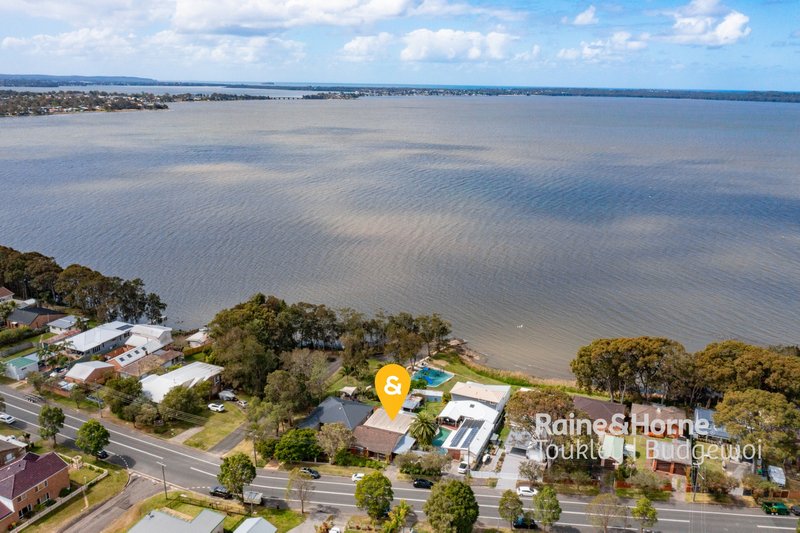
left=26, top=446, right=128, bottom=533
left=68, top=464, right=103, bottom=485
left=108, top=491, right=304, bottom=533
left=224, top=439, right=266, bottom=467
left=184, top=407, right=246, bottom=450
left=281, top=461, right=383, bottom=477
left=616, top=487, right=672, bottom=501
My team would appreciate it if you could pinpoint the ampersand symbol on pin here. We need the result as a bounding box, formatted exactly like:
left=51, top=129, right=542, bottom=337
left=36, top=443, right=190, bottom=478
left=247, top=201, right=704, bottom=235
left=384, top=376, right=402, bottom=396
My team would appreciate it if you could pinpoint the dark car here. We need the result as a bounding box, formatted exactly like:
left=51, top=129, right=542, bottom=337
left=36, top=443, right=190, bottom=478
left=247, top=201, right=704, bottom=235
left=789, top=504, right=800, bottom=516
left=512, top=514, right=538, bottom=529
left=96, top=450, right=109, bottom=460
left=412, top=478, right=434, bottom=489
left=300, top=467, right=321, bottom=479
left=209, top=486, right=233, bottom=499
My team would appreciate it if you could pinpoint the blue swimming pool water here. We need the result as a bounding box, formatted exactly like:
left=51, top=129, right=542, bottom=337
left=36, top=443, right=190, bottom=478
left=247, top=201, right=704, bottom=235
left=413, top=367, right=455, bottom=387
left=431, top=427, right=452, bottom=448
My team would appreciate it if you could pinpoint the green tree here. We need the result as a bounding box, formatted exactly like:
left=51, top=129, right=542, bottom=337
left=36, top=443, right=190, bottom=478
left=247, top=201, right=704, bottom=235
left=631, top=496, right=657, bottom=532
left=355, top=472, right=394, bottom=521
left=424, top=479, right=479, bottom=533
left=214, top=327, right=277, bottom=395
left=75, top=419, right=110, bottom=457
left=70, top=385, right=87, bottom=409
left=505, top=389, right=574, bottom=439
left=416, top=314, right=451, bottom=358
left=285, top=467, right=315, bottom=514
left=27, top=371, right=45, bottom=393
left=714, top=388, right=800, bottom=465
left=532, top=485, right=561, bottom=530
left=408, top=411, right=437, bottom=446
left=519, top=460, right=543, bottom=486
left=274, top=429, right=321, bottom=463
left=498, top=489, right=523, bottom=529
left=39, top=405, right=65, bottom=446
left=217, top=452, right=256, bottom=502
left=383, top=500, right=413, bottom=533
left=386, top=327, right=424, bottom=366
left=103, top=376, right=143, bottom=417
left=586, top=494, right=627, bottom=533
left=317, top=423, right=354, bottom=463
left=256, top=438, right=279, bottom=463
left=698, top=467, right=738, bottom=495
left=134, top=401, right=160, bottom=428
left=629, top=469, right=664, bottom=493
left=159, top=385, right=203, bottom=421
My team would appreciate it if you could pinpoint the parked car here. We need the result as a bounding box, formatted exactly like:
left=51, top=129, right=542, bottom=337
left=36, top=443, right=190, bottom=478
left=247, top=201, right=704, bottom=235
left=300, top=467, right=320, bottom=479
left=512, top=514, right=538, bottom=529
left=761, top=501, right=790, bottom=515
left=219, top=390, right=237, bottom=401
left=351, top=473, right=365, bottom=482
left=208, top=403, right=225, bottom=412
left=412, top=478, right=434, bottom=489
left=236, top=400, right=248, bottom=408
left=209, top=486, right=233, bottom=499
left=329, top=528, right=342, bottom=533
left=0, top=414, right=16, bottom=424
left=790, top=504, right=800, bottom=516
left=457, top=462, right=469, bottom=474
left=96, top=450, right=109, bottom=460
left=516, top=486, right=538, bottom=497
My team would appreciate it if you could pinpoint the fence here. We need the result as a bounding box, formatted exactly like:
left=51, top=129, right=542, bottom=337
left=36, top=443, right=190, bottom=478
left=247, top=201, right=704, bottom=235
left=11, top=461, right=109, bottom=532
left=0, top=342, right=34, bottom=358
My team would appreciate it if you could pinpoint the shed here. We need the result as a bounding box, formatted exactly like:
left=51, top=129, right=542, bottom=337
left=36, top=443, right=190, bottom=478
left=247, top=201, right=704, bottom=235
left=5, top=354, right=39, bottom=380
left=768, top=465, right=786, bottom=487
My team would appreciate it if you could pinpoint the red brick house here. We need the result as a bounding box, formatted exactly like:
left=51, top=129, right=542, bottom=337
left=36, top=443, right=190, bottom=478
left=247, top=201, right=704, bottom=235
left=0, top=453, right=70, bottom=530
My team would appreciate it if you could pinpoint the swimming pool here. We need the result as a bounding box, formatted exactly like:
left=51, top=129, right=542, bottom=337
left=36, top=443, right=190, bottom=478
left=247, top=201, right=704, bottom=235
left=431, top=427, right=452, bottom=448
left=413, top=367, right=455, bottom=387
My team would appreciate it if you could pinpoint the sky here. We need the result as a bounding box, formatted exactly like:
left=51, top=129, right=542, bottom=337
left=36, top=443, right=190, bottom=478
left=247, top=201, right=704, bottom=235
left=0, top=0, right=798, bottom=90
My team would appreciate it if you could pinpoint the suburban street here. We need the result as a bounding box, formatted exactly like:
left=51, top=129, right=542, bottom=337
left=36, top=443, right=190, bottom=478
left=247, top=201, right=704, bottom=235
left=1, top=384, right=797, bottom=532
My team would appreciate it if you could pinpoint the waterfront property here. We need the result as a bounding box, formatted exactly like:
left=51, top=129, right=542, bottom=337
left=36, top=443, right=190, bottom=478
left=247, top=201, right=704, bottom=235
left=449, top=381, right=511, bottom=412
left=47, top=315, right=79, bottom=335
left=0, top=287, right=12, bottom=303
left=6, top=307, right=65, bottom=329
left=437, top=400, right=500, bottom=465
left=61, top=321, right=134, bottom=358
left=351, top=426, right=407, bottom=460
left=572, top=396, right=627, bottom=435
left=631, top=403, right=688, bottom=438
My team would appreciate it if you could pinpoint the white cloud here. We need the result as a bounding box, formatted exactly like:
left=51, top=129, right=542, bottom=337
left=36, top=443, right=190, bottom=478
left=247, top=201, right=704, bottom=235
left=662, top=0, right=751, bottom=46
left=1, top=27, right=135, bottom=57
left=413, top=0, right=523, bottom=21
left=400, top=28, right=515, bottom=62
left=558, top=31, right=648, bottom=62
left=563, top=5, right=598, bottom=26
left=145, top=31, right=305, bottom=64
left=0, top=0, right=172, bottom=28
left=513, top=44, right=541, bottom=62
left=340, top=32, right=394, bottom=62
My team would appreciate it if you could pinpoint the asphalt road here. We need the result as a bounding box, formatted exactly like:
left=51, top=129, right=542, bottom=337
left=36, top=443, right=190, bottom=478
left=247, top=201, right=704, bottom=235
left=1, top=384, right=798, bottom=532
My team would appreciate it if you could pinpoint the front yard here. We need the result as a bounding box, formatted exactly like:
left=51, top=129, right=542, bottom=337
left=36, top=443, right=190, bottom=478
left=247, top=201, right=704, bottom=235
left=184, top=405, right=246, bottom=450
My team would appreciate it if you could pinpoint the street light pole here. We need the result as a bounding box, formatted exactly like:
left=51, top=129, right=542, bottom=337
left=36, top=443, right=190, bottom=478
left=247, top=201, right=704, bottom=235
left=157, top=462, right=168, bottom=500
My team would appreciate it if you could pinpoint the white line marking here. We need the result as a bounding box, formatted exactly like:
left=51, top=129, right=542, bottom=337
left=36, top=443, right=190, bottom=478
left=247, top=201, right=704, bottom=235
left=756, top=526, right=798, bottom=530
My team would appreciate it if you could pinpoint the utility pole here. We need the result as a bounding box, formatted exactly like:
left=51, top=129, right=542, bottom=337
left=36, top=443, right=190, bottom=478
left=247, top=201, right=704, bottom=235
left=157, top=462, right=168, bottom=500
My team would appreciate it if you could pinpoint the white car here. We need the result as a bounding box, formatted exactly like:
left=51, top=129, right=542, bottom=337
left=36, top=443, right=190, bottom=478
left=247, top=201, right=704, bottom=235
left=0, top=414, right=15, bottom=424
left=516, top=486, right=538, bottom=497
left=329, top=528, right=341, bottom=533
left=208, top=403, right=225, bottom=412
left=457, top=462, right=469, bottom=474
left=351, top=473, right=365, bottom=482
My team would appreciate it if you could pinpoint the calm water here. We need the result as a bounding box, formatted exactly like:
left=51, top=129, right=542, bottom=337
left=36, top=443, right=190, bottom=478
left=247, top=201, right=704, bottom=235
left=2, top=96, right=799, bottom=378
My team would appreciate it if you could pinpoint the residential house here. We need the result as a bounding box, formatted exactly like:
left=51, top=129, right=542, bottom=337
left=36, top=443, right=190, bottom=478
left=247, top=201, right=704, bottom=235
left=0, top=438, right=26, bottom=467
left=0, top=288, right=13, bottom=303
left=186, top=327, right=211, bottom=349
left=631, top=404, right=688, bottom=438
left=298, top=397, right=373, bottom=431
left=646, top=438, right=692, bottom=475
left=402, top=395, right=423, bottom=413
left=235, top=517, right=278, bottom=533
left=692, top=408, right=730, bottom=442
left=4, top=355, right=39, bottom=381
left=0, top=452, right=70, bottom=531
left=129, top=509, right=225, bottom=533
left=6, top=307, right=66, bottom=330
left=61, top=321, right=134, bottom=358
left=140, top=362, right=223, bottom=403
left=506, top=426, right=551, bottom=465
left=46, top=316, right=79, bottom=335
left=437, top=400, right=500, bottom=465
left=449, top=382, right=511, bottom=412
left=352, top=426, right=406, bottom=460
left=123, top=324, right=173, bottom=352
left=109, top=347, right=182, bottom=379
left=572, top=396, right=627, bottom=435
left=599, top=434, right=626, bottom=467
left=64, top=361, right=116, bottom=385
left=363, top=408, right=416, bottom=435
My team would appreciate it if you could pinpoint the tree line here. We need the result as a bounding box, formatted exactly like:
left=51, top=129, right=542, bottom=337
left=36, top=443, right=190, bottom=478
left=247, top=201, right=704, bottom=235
left=0, top=245, right=166, bottom=324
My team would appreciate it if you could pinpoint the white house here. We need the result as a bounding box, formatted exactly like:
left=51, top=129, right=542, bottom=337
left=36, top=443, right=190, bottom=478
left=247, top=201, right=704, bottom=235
left=64, top=361, right=115, bottom=384
left=0, top=287, right=13, bottom=303
left=186, top=327, right=211, bottom=348
left=449, top=382, right=511, bottom=412
left=124, top=324, right=173, bottom=351
left=47, top=315, right=79, bottom=335
left=437, top=400, right=501, bottom=466
left=4, top=355, right=39, bottom=380
left=140, top=362, right=223, bottom=403
left=62, top=321, right=133, bottom=357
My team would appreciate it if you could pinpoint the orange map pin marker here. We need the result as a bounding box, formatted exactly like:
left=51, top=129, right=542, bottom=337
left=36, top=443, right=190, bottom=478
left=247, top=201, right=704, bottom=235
left=375, top=364, right=411, bottom=420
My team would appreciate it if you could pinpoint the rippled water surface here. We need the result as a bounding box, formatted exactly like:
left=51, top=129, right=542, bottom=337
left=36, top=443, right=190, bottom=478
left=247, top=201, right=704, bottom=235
left=2, top=96, right=799, bottom=378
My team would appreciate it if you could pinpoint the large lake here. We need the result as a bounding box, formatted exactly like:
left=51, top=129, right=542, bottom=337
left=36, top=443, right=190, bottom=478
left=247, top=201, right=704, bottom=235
left=2, top=95, right=799, bottom=378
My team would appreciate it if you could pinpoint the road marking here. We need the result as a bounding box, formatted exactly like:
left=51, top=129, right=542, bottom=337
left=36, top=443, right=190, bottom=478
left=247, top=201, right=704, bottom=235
left=560, top=499, right=797, bottom=520
left=756, top=526, right=798, bottom=530
left=190, top=467, right=218, bottom=477
left=4, top=391, right=218, bottom=466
